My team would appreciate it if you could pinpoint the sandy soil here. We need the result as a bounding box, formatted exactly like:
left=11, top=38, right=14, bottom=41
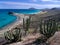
left=9, top=33, right=40, bottom=45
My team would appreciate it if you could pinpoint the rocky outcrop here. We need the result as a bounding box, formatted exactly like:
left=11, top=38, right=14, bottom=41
left=48, top=31, right=60, bottom=45
left=8, top=12, right=14, bottom=14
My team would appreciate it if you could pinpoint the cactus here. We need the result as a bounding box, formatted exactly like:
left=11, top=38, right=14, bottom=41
left=22, top=16, right=31, bottom=36
left=4, top=31, right=13, bottom=42
left=26, top=16, right=31, bottom=30
left=25, top=16, right=31, bottom=35
left=23, top=18, right=25, bottom=29
left=39, top=19, right=58, bottom=39
left=4, top=27, right=22, bottom=43
left=39, top=19, right=43, bottom=34
left=51, top=19, right=58, bottom=35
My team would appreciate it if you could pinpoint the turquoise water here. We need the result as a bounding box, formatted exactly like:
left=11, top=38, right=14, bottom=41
left=0, top=9, right=40, bottom=28
left=0, top=13, right=17, bottom=28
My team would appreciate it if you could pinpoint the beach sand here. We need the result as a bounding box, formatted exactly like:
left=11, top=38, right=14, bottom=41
left=0, top=13, right=27, bottom=37
left=0, top=11, right=46, bottom=37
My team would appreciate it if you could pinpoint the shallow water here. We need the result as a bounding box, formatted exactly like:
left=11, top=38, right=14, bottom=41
left=0, top=13, right=17, bottom=28
left=0, top=9, right=40, bottom=28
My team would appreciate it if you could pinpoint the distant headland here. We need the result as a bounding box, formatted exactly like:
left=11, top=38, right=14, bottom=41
left=29, top=8, right=36, bottom=10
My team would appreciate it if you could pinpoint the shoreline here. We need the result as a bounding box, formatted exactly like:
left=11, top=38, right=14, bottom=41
left=0, top=11, right=46, bottom=37
left=0, top=13, right=24, bottom=37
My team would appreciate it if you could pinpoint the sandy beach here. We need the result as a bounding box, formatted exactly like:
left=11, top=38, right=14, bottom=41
left=0, top=13, right=26, bottom=37
left=0, top=11, right=47, bottom=37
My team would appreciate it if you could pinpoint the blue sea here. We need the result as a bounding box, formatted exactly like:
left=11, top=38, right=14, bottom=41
left=0, top=9, right=40, bottom=28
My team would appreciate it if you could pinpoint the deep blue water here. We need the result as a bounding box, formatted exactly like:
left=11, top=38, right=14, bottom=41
left=0, top=9, right=40, bottom=28
left=0, top=9, right=40, bottom=14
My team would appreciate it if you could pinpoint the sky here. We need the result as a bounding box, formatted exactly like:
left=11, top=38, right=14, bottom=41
left=0, top=0, right=60, bottom=9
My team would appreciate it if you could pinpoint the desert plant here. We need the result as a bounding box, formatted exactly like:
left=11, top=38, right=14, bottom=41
left=39, top=19, right=43, bottom=34
left=26, top=16, right=31, bottom=30
left=23, top=18, right=25, bottom=29
left=25, top=16, right=31, bottom=35
left=39, top=19, right=58, bottom=39
left=4, top=27, right=22, bottom=43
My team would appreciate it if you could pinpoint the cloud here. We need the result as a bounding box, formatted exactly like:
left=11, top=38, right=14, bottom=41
left=42, top=0, right=53, bottom=1
left=32, top=0, right=37, bottom=2
left=0, top=1, right=60, bottom=9
left=29, top=0, right=38, bottom=2
left=41, top=0, right=60, bottom=2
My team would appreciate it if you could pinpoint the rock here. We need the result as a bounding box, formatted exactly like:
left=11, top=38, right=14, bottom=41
left=48, top=31, right=60, bottom=45
left=9, top=42, right=23, bottom=45
left=0, top=37, right=7, bottom=45
left=29, top=8, right=36, bottom=10
left=8, top=12, right=14, bottom=14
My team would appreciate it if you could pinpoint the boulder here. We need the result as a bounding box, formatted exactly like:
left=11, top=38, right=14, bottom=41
left=48, top=31, right=60, bottom=45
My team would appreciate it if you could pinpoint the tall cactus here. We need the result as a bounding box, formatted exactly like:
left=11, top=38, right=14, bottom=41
left=26, top=16, right=31, bottom=30
left=39, top=19, right=43, bottom=34
left=52, top=19, right=58, bottom=34
left=23, top=18, right=25, bottom=29
left=39, top=19, right=58, bottom=39
left=23, top=16, right=31, bottom=35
